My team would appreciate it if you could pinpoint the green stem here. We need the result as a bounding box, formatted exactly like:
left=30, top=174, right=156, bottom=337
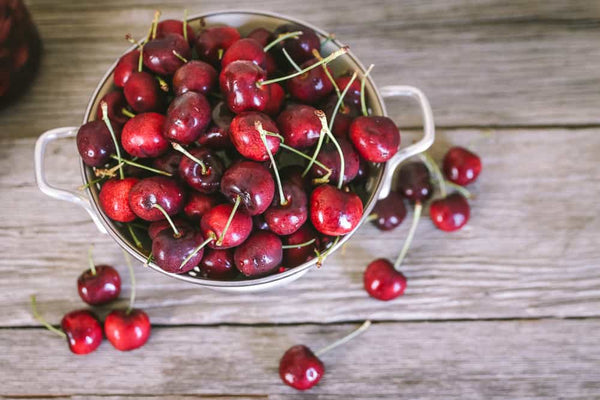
left=178, top=236, right=213, bottom=271
left=302, top=120, right=327, bottom=177
left=360, top=64, right=374, bottom=117
left=394, top=202, right=422, bottom=270
left=144, top=252, right=153, bottom=267
left=281, top=48, right=301, bottom=72
left=30, top=295, right=67, bottom=339
left=100, top=102, right=124, bottom=179
left=121, top=108, right=136, bottom=118
left=419, top=152, right=447, bottom=198
left=156, top=76, right=169, bottom=92
left=279, top=142, right=332, bottom=183
left=264, top=30, right=303, bottom=52
left=315, top=236, right=340, bottom=267
left=151, top=10, right=160, bottom=40
left=313, top=49, right=341, bottom=100
left=315, top=320, right=371, bottom=357
left=127, top=224, right=144, bottom=249
left=88, top=246, right=96, bottom=275
left=78, top=176, right=107, bottom=191
left=328, top=71, right=358, bottom=132
left=217, top=196, right=241, bottom=246
left=121, top=250, right=136, bottom=314
left=172, top=50, right=188, bottom=63
left=110, top=155, right=172, bottom=177
left=315, top=111, right=345, bottom=189
left=445, top=180, right=472, bottom=199
left=172, top=143, right=208, bottom=175
left=182, top=9, right=188, bottom=42
left=256, top=122, right=287, bottom=206
left=151, top=204, right=181, bottom=238
left=282, top=238, right=316, bottom=249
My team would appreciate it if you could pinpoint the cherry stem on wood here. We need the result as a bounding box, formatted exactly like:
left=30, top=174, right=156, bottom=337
left=121, top=250, right=136, bottom=314
left=151, top=204, right=181, bottom=238
left=30, top=295, right=67, bottom=339
left=315, top=320, right=371, bottom=357
left=216, top=196, right=241, bottom=246
left=101, top=102, right=124, bottom=179
left=419, top=152, right=447, bottom=198
left=281, top=238, right=316, bottom=249
left=88, top=246, right=96, bottom=275
left=328, top=71, right=358, bottom=132
left=256, top=121, right=288, bottom=207
left=171, top=143, right=208, bottom=175
left=445, top=180, right=473, bottom=199
left=109, top=155, right=172, bottom=177
left=394, top=202, right=422, bottom=270
left=263, top=30, right=303, bottom=52
left=360, top=64, right=374, bottom=117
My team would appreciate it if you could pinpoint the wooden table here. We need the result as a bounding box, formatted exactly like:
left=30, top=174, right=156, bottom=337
left=2, top=1, right=599, bottom=398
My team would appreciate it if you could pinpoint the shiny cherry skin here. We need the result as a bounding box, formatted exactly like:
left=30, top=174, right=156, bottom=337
left=263, top=82, right=285, bottom=116
left=220, top=160, right=275, bottom=216
left=148, top=217, right=191, bottom=240
left=310, top=185, right=363, bottom=236
left=283, top=223, right=319, bottom=267
left=335, top=74, right=362, bottom=105
left=104, top=309, right=151, bottom=351
left=429, top=193, right=470, bottom=232
left=143, top=33, right=191, bottom=76
left=195, top=26, right=241, bottom=67
left=229, top=111, right=280, bottom=161
left=99, top=177, right=139, bottom=222
left=222, top=38, right=267, bottom=70
left=253, top=214, right=270, bottom=231
left=152, top=227, right=207, bottom=273
left=234, top=231, right=282, bottom=277
left=152, top=150, right=182, bottom=176
left=156, top=19, right=195, bottom=45
left=198, top=124, right=232, bottom=149
left=164, top=91, right=212, bottom=145
left=273, top=24, right=320, bottom=65
left=276, top=104, right=321, bottom=149
left=200, top=203, right=252, bottom=249
left=76, top=120, right=117, bottom=167
left=128, top=176, right=186, bottom=221
left=321, top=95, right=360, bottom=138
left=349, top=116, right=400, bottom=163
left=77, top=265, right=121, bottom=305
left=219, top=60, right=269, bottom=114
left=443, top=146, right=482, bottom=186
left=123, top=71, right=162, bottom=113
left=279, top=344, right=324, bottom=391
left=184, top=192, right=219, bottom=221
left=264, top=182, right=308, bottom=236
left=355, top=158, right=370, bottom=182
left=60, top=310, right=103, bottom=355
left=173, top=62, right=216, bottom=97
left=287, top=59, right=334, bottom=104
left=113, top=50, right=139, bottom=88
left=121, top=112, right=169, bottom=158
left=371, top=191, right=407, bottom=231
left=310, top=138, right=360, bottom=185
left=397, top=162, right=433, bottom=203
left=199, top=248, right=237, bottom=280
left=178, top=147, right=224, bottom=194
left=364, top=258, right=407, bottom=301
left=96, top=91, right=128, bottom=126
left=247, top=27, right=277, bottom=75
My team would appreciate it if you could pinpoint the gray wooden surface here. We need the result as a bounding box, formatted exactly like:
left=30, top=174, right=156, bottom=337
left=1, top=0, right=599, bottom=399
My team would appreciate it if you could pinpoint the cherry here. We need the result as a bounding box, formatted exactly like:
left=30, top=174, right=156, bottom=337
left=77, top=248, right=121, bottom=305
left=355, top=158, right=369, bottom=182
left=113, top=50, right=140, bottom=88
left=76, top=120, right=118, bottom=167
left=151, top=149, right=182, bottom=176
left=429, top=192, right=470, bottom=232
left=199, top=248, right=237, bottom=280
left=173, top=60, right=217, bottom=96
left=143, top=33, right=191, bottom=76
left=99, top=177, right=139, bottom=222
left=370, top=191, right=407, bottom=231
left=310, top=138, right=360, bottom=185
left=364, top=258, right=407, bottom=301
left=287, top=58, right=334, bottom=103
left=200, top=203, right=252, bottom=249
left=123, top=71, right=162, bottom=113
left=349, top=116, right=400, bottom=162
left=105, top=309, right=151, bottom=351
left=221, top=38, right=267, bottom=70
left=152, top=226, right=209, bottom=273
left=178, top=147, right=224, bottom=194
left=283, top=224, right=319, bottom=267
left=197, top=124, right=231, bottom=149
left=321, top=95, right=359, bottom=138
left=263, top=82, right=285, bottom=116
left=164, top=91, right=212, bottom=145
left=220, top=160, right=275, bottom=216
left=148, top=217, right=191, bottom=240
left=397, top=162, right=433, bottom=203
left=335, top=74, right=362, bottom=105
left=264, top=181, right=308, bottom=236
left=229, top=112, right=280, bottom=161
left=273, top=24, right=320, bottom=65
left=183, top=191, right=219, bottom=221
left=310, top=185, right=363, bottom=236
left=128, top=176, right=186, bottom=221
left=219, top=60, right=269, bottom=113
left=276, top=104, right=321, bottom=149
left=96, top=91, right=128, bottom=126
left=234, top=231, right=282, bottom=277
left=195, top=26, right=241, bottom=66
left=247, top=27, right=277, bottom=75
left=443, top=146, right=482, bottom=186
left=156, top=19, right=195, bottom=46
left=121, top=112, right=169, bottom=158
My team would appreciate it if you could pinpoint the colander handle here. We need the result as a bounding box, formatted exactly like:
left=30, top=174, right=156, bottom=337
left=34, top=127, right=108, bottom=234
left=377, top=85, right=435, bottom=199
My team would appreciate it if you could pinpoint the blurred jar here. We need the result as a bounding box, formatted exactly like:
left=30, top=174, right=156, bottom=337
left=0, top=0, right=41, bottom=108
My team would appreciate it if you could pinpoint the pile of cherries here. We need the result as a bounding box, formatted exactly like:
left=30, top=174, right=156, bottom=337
left=77, top=12, right=401, bottom=280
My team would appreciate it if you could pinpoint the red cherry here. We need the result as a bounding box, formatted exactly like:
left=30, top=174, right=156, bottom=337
left=370, top=192, right=407, bottom=231
left=264, top=181, right=308, bottom=236
left=104, top=309, right=151, bottom=351
left=310, top=138, right=360, bottom=185
left=219, top=60, right=269, bottom=114
left=152, top=227, right=208, bottom=273
left=279, top=345, right=324, bottom=391
left=273, top=24, right=320, bottom=65
left=178, top=147, right=224, bottom=194
left=247, top=27, right=277, bottom=75
left=287, top=59, right=334, bottom=103
left=77, top=264, right=121, bottom=305
left=321, top=95, right=360, bottom=138
left=183, top=192, right=219, bottom=221
left=76, top=120, right=117, bottom=167
left=128, top=177, right=186, bottom=221
left=143, top=34, right=191, bottom=76
left=397, top=162, right=433, bottom=203
left=156, top=19, right=195, bottom=45
left=283, top=224, right=319, bottom=267
left=443, top=146, right=482, bottom=186
left=234, top=231, right=282, bottom=277
left=123, top=71, right=162, bottom=113
left=61, top=310, right=103, bottom=355
left=199, top=248, right=237, bottom=280
left=335, top=74, right=362, bottom=105
left=229, top=112, right=280, bottom=161
left=363, top=258, right=407, bottom=301
left=121, top=112, right=169, bottom=158
left=148, top=217, right=191, bottom=240
left=429, top=193, right=470, bottom=232
left=276, top=104, right=321, bottom=149
left=195, top=26, right=241, bottom=66
left=349, top=116, right=400, bottom=162
left=263, top=82, right=285, bottom=116
left=164, top=92, right=212, bottom=145
left=200, top=203, right=252, bottom=249
left=151, top=150, right=182, bottom=176
left=222, top=38, right=267, bottom=70
left=197, top=123, right=232, bottom=149
left=220, top=160, right=275, bottom=216
left=96, top=91, right=128, bottom=126
left=310, top=185, right=363, bottom=236
left=113, top=50, right=139, bottom=87
left=99, top=177, right=139, bottom=222
left=173, top=60, right=217, bottom=96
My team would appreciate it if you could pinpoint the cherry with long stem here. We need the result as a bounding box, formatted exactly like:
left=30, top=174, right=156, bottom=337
left=314, top=320, right=371, bottom=357
left=255, top=121, right=287, bottom=206
left=419, top=152, right=447, bottom=198
left=178, top=236, right=213, bottom=270
left=359, top=64, right=374, bottom=117
left=328, top=71, right=358, bottom=131
left=88, top=246, right=97, bottom=275
left=302, top=112, right=328, bottom=177
left=30, top=295, right=67, bottom=339
left=101, top=101, right=124, bottom=179
left=216, top=195, right=241, bottom=246
left=263, top=31, right=303, bottom=52
left=316, top=111, right=345, bottom=189
left=171, top=143, right=208, bottom=175
left=312, top=49, right=341, bottom=101
left=151, top=203, right=181, bottom=238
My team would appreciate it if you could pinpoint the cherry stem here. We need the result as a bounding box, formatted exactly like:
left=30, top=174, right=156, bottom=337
left=178, top=236, right=213, bottom=271
left=217, top=196, right=241, bottom=246
left=121, top=108, right=136, bottom=118
left=121, top=250, right=136, bottom=314
left=315, top=320, right=371, bottom=357
left=445, top=180, right=472, bottom=199
left=261, top=130, right=285, bottom=142
left=281, top=48, right=301, bottom=72
left=172, top=50, right=188, bottom=63
left=366, top=213, right=378, bottom=222
left=182, top=9, right=188, bottom=42
left=171, top=143, right=208, bottom=175
left=316, top=111, right=345, bottom=189
left=30, top=295, right=67, bottom=339
left=258, top=46, right=348, bottom=87
left=394, top=202, right=422, bottom=270
left=329, top=71, right=358, bottom=132
left=125, top=34, right=145, bottom=72
left=279, top=142, right=332, bottom=183
left=419, top=152, right=447, bottom=198
left=217, top=48, right=224, bottom=60
left=156, top=76, right=169, bottom=92
left=109, top=155, right=172, bottom=176
left=312, top=49, right=341, bottom=100
left=256, top=121, right=287, bottom=207
left=263, top=30, right=303, bottom=52
left=151, top=204, right=181, bottom=238
left=101, top=101, right=124, bottom=180
left=127, top=224, right=144, bottom=249
left=151, top=10, right=160, bottom=40
left=360, top=64, right=374, bottom=117
left=87, top=246, right=96, bottom=275
left=321, top=33, right=335, bottom=47
left=315, top=236, right=340, bottom=267
left=144, top=252, right=153, bottom=267
left=78, top=176, right=107, bottom=191
left=281, top=238, right=316, bottom=249
left=302, top=117, right=327, bottom=177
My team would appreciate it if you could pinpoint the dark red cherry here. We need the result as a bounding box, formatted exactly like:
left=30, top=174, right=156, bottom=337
left=371, top=192, right=407, bottom=231
left=229, top=111, right=280, bottom=161
left=263, top=82, right=285, bottom=116
left=443, top=146, right=482, bottom=186
left=195, top=26, right=241, bottom=66
left=152, top=150, right=182, bottom=176
left=310, top=185, right=363, bottom=236
left=220, top=160, right=275, bottom=216
left=264, top=182, right=308, bottom=236
left=397, top=162, right=433, bottom=203
left=281, top=165, right=311, bottom=191
left=198, top=124, right=232, bottom=149
left=178, top=147, right=224, bottom=194
left=287, top=59, right=334, bottom=103
left=77, top=265, right=121, bottom=305
left=104, top=309, right=151, bottom=351
left=355, top=158, right=370, bottom=182
left=247, top=27, right=277, bottom=75
left=156, top=19, right=195, bottom=45
left=184, top=192, right=219, bottom=221
left=128, top=176, right=186, bottom=221
left=310, top=138, right=360, bottom=185
left=96, top=91, right=128, bottom=126
left=200, top=203, right=252, bottom=249
left=148, top=217, right=191, bottom=240
left=123, top=71, right=162, bottom=113
left=99, top=177, right=139, bottom=222
left=114, top=50, right=139, bottom=88
left=283, top=223, right=319, bottom=267
left=164, top=91, right=211, bottom=145
left=273, top=24, right=320, bottom=65
left=276, top=104, right=321, bottom=149
left=349, top=116, right=400, bottom=163
left=143, top=33, right=191, bottom=76
left=121, top=112, right=169, bottom=158
left=152, top=226, right=207, bottom=273
left=429, top=193, right=470, bottom=232
left=219, top=60, right=269, bottom=114
left=279, top=345, right=324, bottom=391
left=61, top=310, right=103, bottom=355
left=199, top=248, right=237, bottom=280
left=234, top=231, right=282, bottom=277
left=321, top=94, right=360, bottom=138
left=173, top=60, right=217, bottom=96
left=222, top=38, right=267, bottom=70
left=76, top=120, right=117, bottom=167
left=364, top=258, right=407, bottom=301
left=253, top=214, right=270, bottom=231
left=335, top=74, right=362, bottom=105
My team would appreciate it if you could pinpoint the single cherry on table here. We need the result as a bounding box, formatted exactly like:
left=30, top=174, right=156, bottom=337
left=77, top=248, right=121, bottom=305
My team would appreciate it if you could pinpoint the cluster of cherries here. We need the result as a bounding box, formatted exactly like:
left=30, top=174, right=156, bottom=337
left=31, top=249, right=150, bottom=354
left=76, top=11, right=400, bottom=280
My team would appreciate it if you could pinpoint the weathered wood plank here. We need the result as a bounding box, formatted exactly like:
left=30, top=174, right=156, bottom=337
left=1, top=320, right=599, bottom=398
left=1, top=128, right=599, bottom=326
